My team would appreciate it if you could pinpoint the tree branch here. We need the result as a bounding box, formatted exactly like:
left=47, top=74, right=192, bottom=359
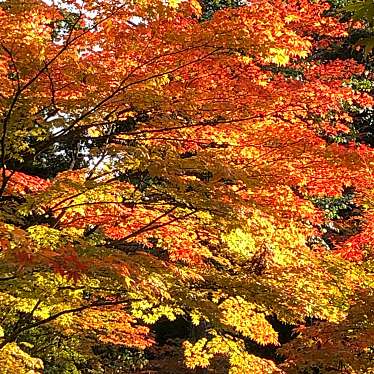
left=0, top=299, right=131, bottom=350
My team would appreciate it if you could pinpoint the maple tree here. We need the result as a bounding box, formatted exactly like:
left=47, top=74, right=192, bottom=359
left=0, top=0, right=373, bottom=372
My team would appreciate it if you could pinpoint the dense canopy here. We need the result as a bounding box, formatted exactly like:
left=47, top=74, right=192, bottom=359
left=0, top=0, right=373, bottom=372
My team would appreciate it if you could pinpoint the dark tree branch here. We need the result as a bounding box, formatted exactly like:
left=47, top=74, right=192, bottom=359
left=0, top=299, right=131, bottom=350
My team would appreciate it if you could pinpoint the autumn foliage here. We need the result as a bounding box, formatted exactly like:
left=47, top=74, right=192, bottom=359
left=0, top=0, right=373, bottom=372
